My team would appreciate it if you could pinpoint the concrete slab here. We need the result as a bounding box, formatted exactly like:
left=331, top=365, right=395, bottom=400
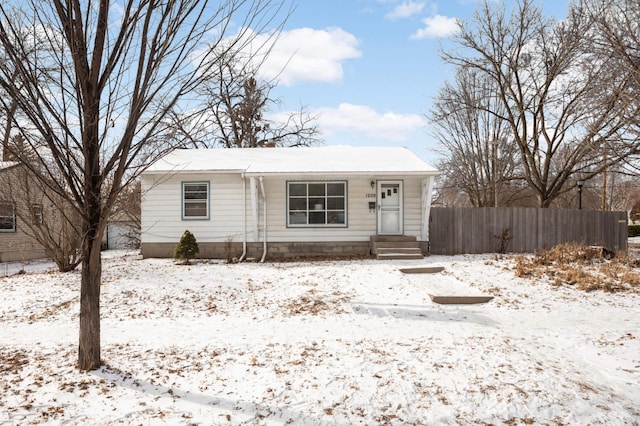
left=429, top=294, right=494, bottom=304
left=399, top=266, right=445, bottom=274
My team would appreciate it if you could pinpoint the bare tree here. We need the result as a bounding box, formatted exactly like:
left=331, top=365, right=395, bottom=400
left=604, top=171, right=640, bottom=212
left=631, top=199, right=640, bottom=223
left=110, top=180, right=141, bottom=249
left=584, top=0, right=640, bottom=175
left=0, top=10, right=52, bottom=162
left=0, top=83, right=18, bottom=162
left=0, top=0, right=289, bottom=370
left=586, top=0, right=640, bottom=99
left=0, top=136, right=82, bottom=271
left=430, top=67, right=523, bottom=207
left=185, top=51, right=320, bottom=148
left=441, top=0, right=640, bottom=207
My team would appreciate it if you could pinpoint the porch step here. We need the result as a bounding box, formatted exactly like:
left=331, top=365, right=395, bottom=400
left=373, top=241, right=421, bottom=250
left=370, top=236, right=424, bottom=260
left=376, top=249, right=424, bottom=260
left=370, top=235, right=417, bottom=243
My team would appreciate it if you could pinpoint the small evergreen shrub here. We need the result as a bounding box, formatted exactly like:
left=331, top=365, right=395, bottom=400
left=174, top=230, right=199, bottom=264
left=629, top=225, right=640, bottom=238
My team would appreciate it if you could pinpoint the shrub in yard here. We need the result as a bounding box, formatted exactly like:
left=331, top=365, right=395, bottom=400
left=629, top=225, right=640, bottom=237
left=513, top=243, right=639, bottom=293
left=174, top=230, right=199, bottom=264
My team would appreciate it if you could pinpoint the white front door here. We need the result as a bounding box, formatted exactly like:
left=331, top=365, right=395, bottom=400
left=377, top=181, right=403, bottom=235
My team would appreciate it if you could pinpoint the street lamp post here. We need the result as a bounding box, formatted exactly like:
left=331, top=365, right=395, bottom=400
left=577, top=179, right=584, bottom=210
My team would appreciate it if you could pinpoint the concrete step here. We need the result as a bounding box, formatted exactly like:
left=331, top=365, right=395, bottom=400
left=375, top=247, right=423, bottom=260
left=370, top=235, right=423, bottom=259
left=372, top=241, right=421, bottom=250
left=370, top=235, right=417, bottom=243
left=376, top=252, right=424, bottom=260
left=376, top=247, right=422, bottom=255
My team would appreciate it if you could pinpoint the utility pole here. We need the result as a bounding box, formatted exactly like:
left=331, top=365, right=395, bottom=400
left=601, top=168, right=607, bottom=211
left=493, top=140, right=497, bottom=207
left=601, top=150, right=607, bottom=210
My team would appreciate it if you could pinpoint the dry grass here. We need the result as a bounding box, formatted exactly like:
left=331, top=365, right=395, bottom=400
left=283, top=290, right=351, bottom=316
left=513, top=243, right=640, bottom=293
left=0, top=349, right=29, bottom=374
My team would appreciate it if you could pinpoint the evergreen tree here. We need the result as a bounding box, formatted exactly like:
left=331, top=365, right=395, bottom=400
left=174, top=230, right=199, bottom=264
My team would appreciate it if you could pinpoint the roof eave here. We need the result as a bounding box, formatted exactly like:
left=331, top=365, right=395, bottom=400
left=143, top=168, right=248, bottom=175
left=142, top=169, right=440, bottom=177
left=243, top=170, right=440, bottom=177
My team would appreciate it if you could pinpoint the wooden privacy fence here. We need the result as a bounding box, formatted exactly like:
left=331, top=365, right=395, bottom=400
left=429, top=207, right=628, bottom=255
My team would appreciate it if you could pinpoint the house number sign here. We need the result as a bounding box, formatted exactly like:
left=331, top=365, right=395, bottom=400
left=365, top=193, right=376, bottom=198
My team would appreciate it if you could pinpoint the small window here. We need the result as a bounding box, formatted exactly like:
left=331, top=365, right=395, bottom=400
left=32, top=204, right=44, bottom=225
left=287, top=181, right=347, bottom=227
left=0, top=202, right=16, bottom=232
left=182, top=182, right=209, bottom=219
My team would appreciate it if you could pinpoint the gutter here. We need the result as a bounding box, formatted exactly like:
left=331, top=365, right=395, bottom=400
left=241, top=170, right=440, bottom=178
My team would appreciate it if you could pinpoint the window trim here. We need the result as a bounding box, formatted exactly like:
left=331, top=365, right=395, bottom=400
left=286, top=180, right=348, bottom=228
left=0, top=201, right=16, bottom=233
left=181, top=181, right=210, bottom=220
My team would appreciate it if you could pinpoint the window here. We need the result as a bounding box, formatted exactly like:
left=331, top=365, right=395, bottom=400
left=32, top=204, right=44, bottom=225
left=287, top=181, right=347, bottom=227
left=182, top=182, right=209, bottom=219
left=0, top=202, right=16, bottom=232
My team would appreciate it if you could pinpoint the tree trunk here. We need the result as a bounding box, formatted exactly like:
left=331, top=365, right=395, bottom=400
left=78, top=105, right=103, bottom=370
left=78, top=223, right=102, bottom=370
left=538, top=195, right=553, bottom=208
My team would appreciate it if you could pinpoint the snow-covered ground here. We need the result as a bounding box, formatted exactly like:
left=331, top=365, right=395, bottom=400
left=1, top=250, right=639, bottom=425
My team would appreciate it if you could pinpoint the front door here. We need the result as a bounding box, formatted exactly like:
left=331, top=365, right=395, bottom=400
left=377, top=181, right=403, bottom=235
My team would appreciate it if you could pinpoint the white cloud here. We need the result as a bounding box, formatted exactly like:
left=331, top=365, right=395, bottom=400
left=314, top=103, right=426, bottom=142
left=385, top=1, right=426, bottom=20
left=410, top=14, right=459, bottom=39
left=239, top=27, right=361, bottom=86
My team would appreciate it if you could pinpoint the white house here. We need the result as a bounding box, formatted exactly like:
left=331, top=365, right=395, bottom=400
left=140, top=146, right=439, bottom=260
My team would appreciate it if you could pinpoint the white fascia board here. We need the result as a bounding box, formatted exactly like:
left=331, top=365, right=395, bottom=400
left=243, top=170, right=440, bottom=177
left=142, top=168, right=248, bottom=175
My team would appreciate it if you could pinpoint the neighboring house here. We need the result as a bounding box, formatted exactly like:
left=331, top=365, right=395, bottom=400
left=0, top=161, right=49, bottom=262
left=106, top=214, right=140, bottom=250
left=140, top=146, right=439, bottom=260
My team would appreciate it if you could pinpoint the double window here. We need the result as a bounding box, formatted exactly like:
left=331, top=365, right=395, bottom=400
left=0, top=202, right=16, bottom=232
left=288, top=181, right=347, bottom=227
left=182, top=182, right=209, bottom=219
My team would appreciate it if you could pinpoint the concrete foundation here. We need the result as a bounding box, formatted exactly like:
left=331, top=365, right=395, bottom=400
left=141, top=241, right=374, bottom=260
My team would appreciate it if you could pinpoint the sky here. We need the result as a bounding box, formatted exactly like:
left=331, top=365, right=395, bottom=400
left=244, top=0, right=571, bottom=164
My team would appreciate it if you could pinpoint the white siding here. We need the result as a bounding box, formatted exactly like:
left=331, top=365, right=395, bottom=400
left=142, top=173, right=246, bottom=244
left=260, top=176, right=376, bottom=242
left=403, top=178, right=424, bottom=239
left=142, top=173, right=427, bottom=244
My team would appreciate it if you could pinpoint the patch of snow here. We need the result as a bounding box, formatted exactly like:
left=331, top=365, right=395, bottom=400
left=0, top=251, right=638, bottom=424
left=0, top=258, right=57, bottom=277
left=144, top=146, right=438, bottom=175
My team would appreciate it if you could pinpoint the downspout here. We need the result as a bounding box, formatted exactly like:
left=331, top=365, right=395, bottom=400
left=238, top=174, right=247, bottom=262
left=421, top=176, right=435, bottom=252
left=259, top=176, right=267, bottom=263
left=250, top=177, right=258, bottom=242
